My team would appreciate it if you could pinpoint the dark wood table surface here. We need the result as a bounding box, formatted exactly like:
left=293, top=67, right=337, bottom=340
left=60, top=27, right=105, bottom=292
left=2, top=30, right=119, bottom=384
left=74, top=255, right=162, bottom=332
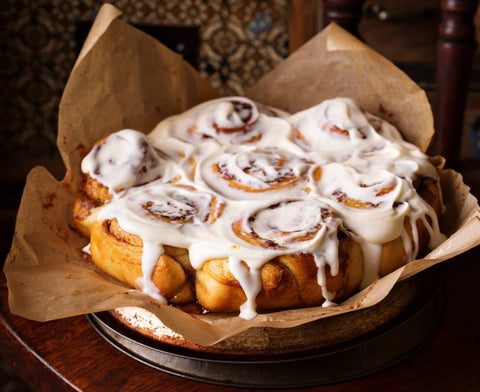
left=0, top=244, right=479, bottom=391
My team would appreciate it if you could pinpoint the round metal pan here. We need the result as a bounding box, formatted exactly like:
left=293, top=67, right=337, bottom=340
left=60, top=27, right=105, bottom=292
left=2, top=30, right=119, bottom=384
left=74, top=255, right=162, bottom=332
left=87, top=269, right=444, bottom=388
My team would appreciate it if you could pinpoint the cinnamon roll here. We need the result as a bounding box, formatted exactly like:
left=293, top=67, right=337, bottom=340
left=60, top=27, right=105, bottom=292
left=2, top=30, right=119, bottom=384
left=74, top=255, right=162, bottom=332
left=195, top=200, right=364, bottom=316
left=90, top=183, right=224, bottom=304
left=73, top=130, right=169, bottom=236
left=311, top=163, right=443, bottom=286
left=74, top=96, right=446, bottom=320
left=149, top=97, right=294, bottom=148
left=291, top=98, right=373, bottom=154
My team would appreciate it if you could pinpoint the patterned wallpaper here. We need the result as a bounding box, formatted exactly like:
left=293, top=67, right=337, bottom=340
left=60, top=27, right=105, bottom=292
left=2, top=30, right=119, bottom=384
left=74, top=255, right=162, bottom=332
left=0, top=0, right=289, bottom=157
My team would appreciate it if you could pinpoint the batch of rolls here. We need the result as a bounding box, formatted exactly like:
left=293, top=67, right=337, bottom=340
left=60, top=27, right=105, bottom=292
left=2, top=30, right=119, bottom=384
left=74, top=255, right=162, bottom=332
left=73, top=97, right=446, bottom=320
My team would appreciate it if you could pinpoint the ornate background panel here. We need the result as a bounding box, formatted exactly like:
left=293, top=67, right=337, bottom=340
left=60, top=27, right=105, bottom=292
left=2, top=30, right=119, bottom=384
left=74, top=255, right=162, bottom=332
left=0, top=0, right=289, bottom=157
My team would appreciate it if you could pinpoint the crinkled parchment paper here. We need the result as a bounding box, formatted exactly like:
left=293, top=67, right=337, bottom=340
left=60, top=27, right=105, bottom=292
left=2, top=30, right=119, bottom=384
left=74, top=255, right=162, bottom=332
left=4, top=4, right=480, bottom=345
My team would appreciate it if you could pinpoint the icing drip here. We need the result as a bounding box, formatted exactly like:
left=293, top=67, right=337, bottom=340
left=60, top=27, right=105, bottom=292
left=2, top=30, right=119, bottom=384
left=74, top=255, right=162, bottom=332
left=315, top=260, right=336, bottom=306
left=359, top=242, right=383, bottom=288
left=401, top=229, right=413, bottom=261
left=136, top=242, right=166, bottom=304
left=82, top=97, right=447, bottom=319
left=228, top=257, right=262, bottom=320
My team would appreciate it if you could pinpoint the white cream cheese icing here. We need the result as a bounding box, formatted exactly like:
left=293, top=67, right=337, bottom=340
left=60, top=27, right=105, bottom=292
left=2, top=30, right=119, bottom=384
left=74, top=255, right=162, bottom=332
left=81, top=129, right=167, bottom=196
left=81, top=97, right=447, bottom=319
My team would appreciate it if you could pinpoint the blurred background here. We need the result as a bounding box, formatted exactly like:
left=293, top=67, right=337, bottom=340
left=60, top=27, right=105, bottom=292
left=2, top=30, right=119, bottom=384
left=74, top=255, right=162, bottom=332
left=1, top=1, right=480, bottom=389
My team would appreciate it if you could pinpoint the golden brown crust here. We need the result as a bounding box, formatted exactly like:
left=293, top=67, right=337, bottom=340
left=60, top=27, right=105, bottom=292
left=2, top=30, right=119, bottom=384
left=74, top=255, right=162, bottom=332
left=417, top=177, right=442, bottom=216
left=90, top=219, right=194, bottom=304
left=336, top=234, right=365, bottom=298
left=195, top=234, right=364, bottom=313
left=72, top=190, right=101, bottom=237
left=378, top=176, right=441, bottom=277
left=72, top=175, right=112, bottom=237
left=85, top=175, right=112, bottom=203
left=72, top=135, right=113, bottom=236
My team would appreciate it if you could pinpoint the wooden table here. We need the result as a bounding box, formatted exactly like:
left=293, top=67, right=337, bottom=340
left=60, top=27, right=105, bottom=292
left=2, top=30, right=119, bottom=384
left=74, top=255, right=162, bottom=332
left=1, top=244, right=479, bottom=391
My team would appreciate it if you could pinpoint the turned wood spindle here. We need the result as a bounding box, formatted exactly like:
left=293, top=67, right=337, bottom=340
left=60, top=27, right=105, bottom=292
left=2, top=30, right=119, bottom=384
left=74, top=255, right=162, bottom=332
left=433, top=0, right=478, bottom=168
left=289, top=0, right=317, bottom=53
left=323, top=0, right=366, bottom=38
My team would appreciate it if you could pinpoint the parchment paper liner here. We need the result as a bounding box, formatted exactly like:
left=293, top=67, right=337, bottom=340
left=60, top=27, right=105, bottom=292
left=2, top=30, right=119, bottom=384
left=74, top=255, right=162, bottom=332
left=4, top=4, right=480, bottom=346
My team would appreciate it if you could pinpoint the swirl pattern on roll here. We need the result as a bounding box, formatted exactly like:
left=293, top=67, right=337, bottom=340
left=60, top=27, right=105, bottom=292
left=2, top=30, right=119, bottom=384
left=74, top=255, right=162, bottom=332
left=151, top=97, right=260, bottom=145
left=232, top=200, right=337, bottom=251
left=140, top=185, right=224, bottom=225
left=200, top=149, right=310, bottom=200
